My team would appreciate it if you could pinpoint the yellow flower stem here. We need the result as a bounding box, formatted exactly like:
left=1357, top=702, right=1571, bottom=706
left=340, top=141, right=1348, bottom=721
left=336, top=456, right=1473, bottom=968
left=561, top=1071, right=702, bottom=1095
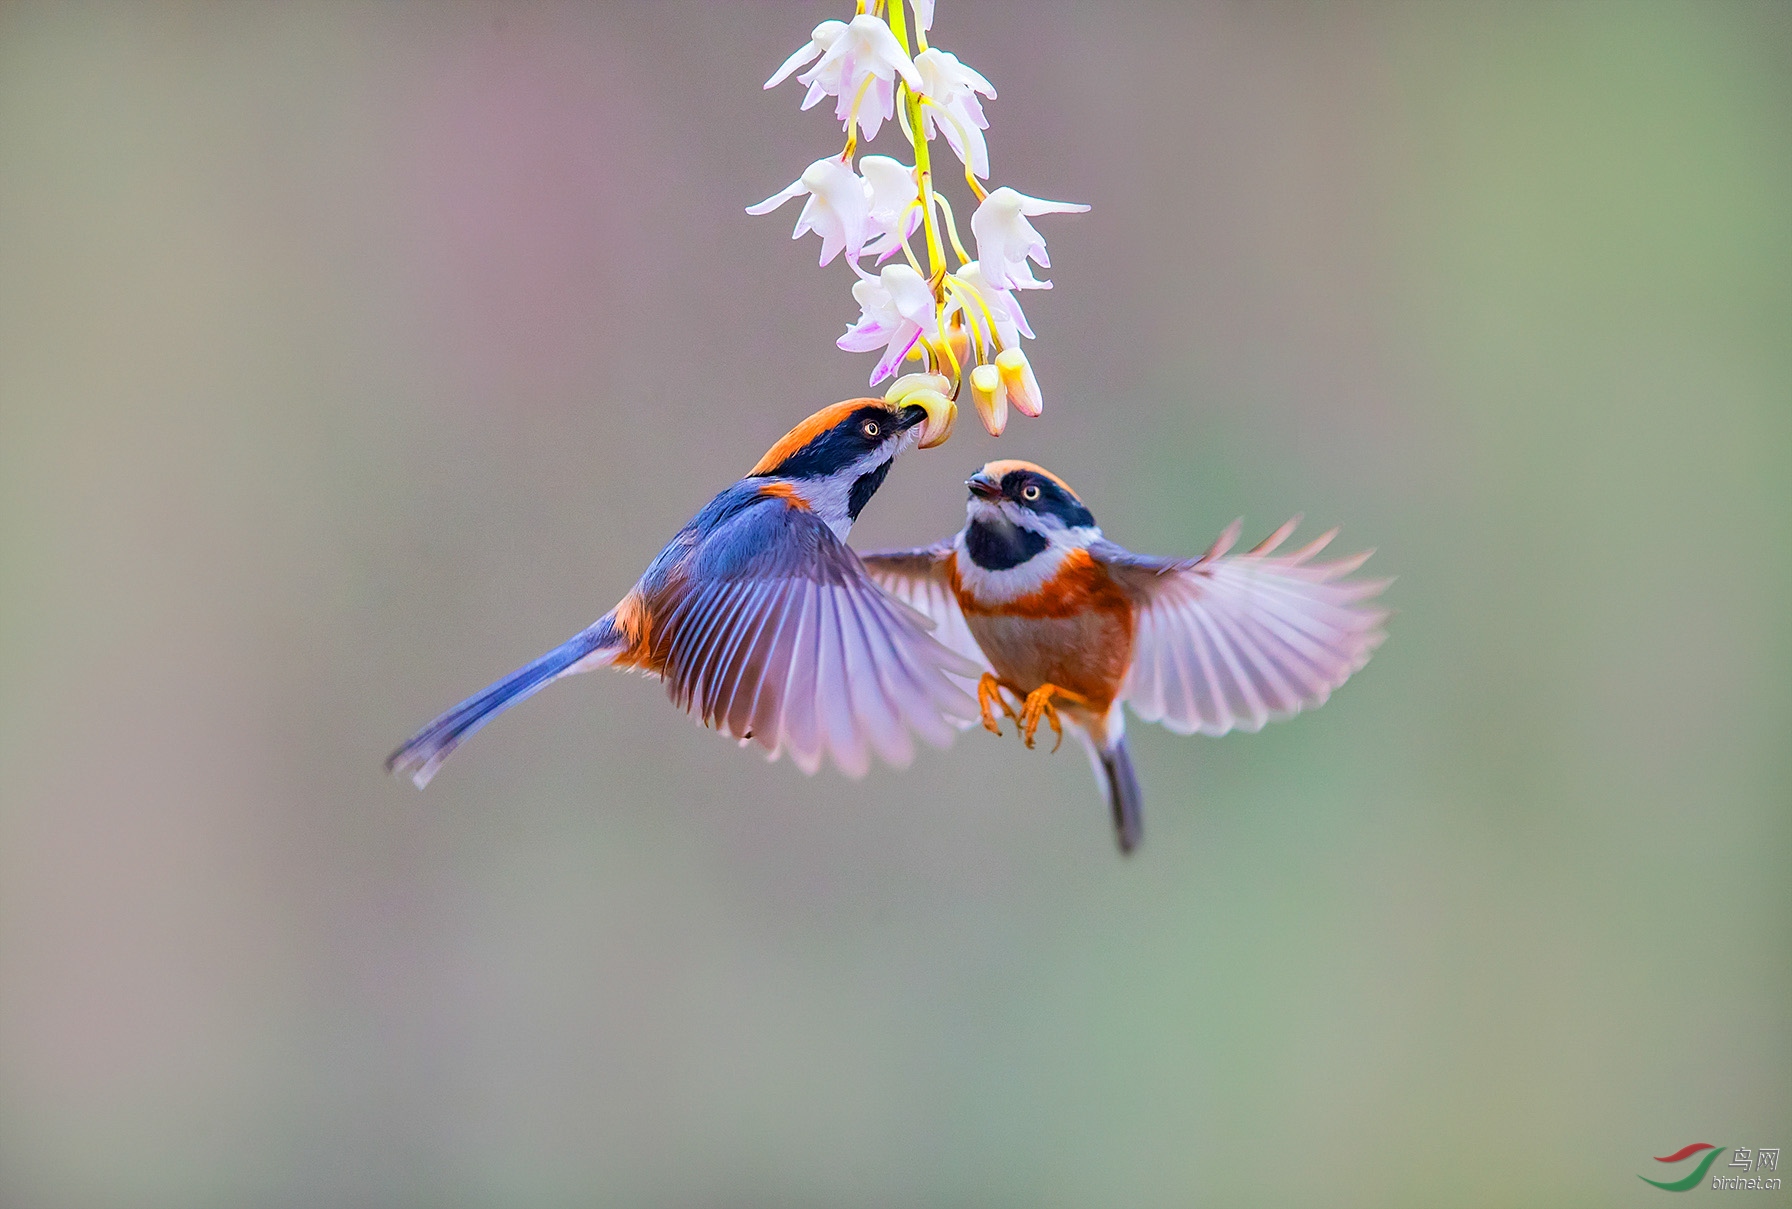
left=840, top=73, right=879, bottom=161
left=898, top=229, right=926, bottom=277
left=931, top=329, right=963, bottom=380
left=887, top=0, right=911, bottom=54
left=940, top=282, right=982, bottom=363
left=893, top=199, right=927, bottom=275
left=945, top=276, right=1002, bottom=361
left=886, top=3, right=950, bottom=320
left=931, top=191, right=971, bottom=265
left=917, top=97, right=988, bottom=200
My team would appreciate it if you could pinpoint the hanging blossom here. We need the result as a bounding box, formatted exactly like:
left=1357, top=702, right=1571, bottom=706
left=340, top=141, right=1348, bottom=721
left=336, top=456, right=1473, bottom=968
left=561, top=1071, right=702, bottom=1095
left=748, top=0, right=1087, bottom=437
left=913, top=48, right=994, bottom=178
left=765, top=16, right=920, bottom=142
left=970, top=187, right=1089, bottom=291
left=747, top=156, right=873, bottom=266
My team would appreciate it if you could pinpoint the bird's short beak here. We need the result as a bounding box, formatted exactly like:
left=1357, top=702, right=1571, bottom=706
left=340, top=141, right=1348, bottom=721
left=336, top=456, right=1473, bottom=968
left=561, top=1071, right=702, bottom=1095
left=885, top=374, right=957, bottom=449
left=966, top=470, right=1002, bottom=500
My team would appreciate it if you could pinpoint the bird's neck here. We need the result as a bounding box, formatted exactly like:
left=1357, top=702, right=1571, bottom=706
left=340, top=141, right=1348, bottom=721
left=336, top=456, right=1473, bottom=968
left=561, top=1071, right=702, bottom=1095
left=965, top=518, right=1048, bottom=570
left=954, top=519, right=1101, bottom=606
left=768, top=470, right=863, bottom=541
left=771, top=449, right=904, bottom=541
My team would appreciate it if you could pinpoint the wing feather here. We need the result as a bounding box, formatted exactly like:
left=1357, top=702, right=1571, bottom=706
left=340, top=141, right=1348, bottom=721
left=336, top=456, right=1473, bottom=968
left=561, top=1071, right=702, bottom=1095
left=1102, top=523, right=1389, bottom=737
left=655, top=585, right=709, bottom=712
left=746, top=585, right=803, bottom=751
left=777, top=582, right=824, bottom=773
left=707, top=581, right=774, bottom=734
left=1206, top=602, right=1287, bottom=725
left=860, top=543, right=992, bottom=689
left=817, top=587, right=870, bottom=777
left=862, top=580, right=951, bottom=748
left=1236, top=607, right=1329, bottom=701
left=1183, top=604, right=1236, bottom=735
left=838, top=584, right=912, bottom=767
left=683, top=582, right=752, bottom=718
left=639, top=498, right=976, bottom=776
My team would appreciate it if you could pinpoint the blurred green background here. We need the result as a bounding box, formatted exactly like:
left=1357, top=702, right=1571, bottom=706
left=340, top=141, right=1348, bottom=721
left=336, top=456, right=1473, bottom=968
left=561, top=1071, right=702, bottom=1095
left=2, top=2, right=1787, bottom=1206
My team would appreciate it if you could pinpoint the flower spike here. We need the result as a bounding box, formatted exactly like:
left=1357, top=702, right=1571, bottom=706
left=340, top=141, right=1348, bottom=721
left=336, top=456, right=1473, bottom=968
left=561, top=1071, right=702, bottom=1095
left=751, top=1, right=1086, bottom=440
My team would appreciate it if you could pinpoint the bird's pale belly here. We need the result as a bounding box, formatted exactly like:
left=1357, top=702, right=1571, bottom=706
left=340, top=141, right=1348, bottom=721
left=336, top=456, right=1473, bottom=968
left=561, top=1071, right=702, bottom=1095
left=966, top=609, right=1132, bottom=712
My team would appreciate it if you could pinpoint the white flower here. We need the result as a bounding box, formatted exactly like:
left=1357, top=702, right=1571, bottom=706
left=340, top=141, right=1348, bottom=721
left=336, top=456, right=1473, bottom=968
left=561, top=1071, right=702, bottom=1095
left=911, top=0, right=936, bottom=32
left=969, top=185, right=1089, bottom=290
left=747, top=157, right=872, bottom=267
left=763, top=20, right=846, bottom=91
left=779, top=14, right=921, bottom=142
left=839, top=263, right=938, bottom=384
left=913, top=48, right=996, bottom=178
left=858, top=154, right=921, bottom=262
left=944, top=260, right=1032, bottom=352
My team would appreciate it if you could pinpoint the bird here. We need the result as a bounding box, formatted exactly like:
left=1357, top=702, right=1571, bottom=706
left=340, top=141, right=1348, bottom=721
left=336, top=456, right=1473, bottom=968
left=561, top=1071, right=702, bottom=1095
left=388, top=387, right=981, bottom=788
left=862, top=460, right=1390, bottom=853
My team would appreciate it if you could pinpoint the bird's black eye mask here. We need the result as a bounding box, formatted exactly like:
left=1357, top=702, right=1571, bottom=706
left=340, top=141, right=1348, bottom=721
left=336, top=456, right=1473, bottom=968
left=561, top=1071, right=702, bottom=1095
left=1001, top=470, right=1095, bottom=529
left=756, top=405, right=902, bottom=479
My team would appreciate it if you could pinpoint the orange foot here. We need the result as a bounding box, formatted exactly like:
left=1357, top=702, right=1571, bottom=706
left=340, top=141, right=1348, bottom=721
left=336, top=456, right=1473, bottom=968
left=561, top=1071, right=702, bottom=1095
left=1020, top=683, right=1091, bottom=752
left=977, top=673, right=1021, bottom=737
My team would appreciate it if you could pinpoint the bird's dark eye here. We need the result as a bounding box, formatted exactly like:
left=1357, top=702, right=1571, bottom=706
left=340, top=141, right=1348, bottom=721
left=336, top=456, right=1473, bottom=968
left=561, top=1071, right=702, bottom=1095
left=860, top=419, right=881, bottom=439
left=1021, top=483, right=1041, bottom=501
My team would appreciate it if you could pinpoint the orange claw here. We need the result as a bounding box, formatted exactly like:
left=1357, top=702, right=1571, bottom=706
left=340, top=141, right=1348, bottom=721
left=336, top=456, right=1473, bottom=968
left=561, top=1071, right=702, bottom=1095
left=1019, top=683, right=1091, bottom=752
left=977, top=673, right=1020, bottom=737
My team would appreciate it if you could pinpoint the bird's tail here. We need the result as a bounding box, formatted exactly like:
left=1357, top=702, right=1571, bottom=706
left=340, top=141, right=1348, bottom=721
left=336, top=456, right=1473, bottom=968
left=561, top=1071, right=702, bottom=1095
left=387, top=616, right=624, bottom=789
left=1078, top=724, right=1144, bottom=855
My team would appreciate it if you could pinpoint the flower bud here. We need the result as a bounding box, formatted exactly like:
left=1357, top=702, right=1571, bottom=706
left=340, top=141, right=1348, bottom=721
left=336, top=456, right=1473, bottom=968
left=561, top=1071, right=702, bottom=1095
left=884, top=372, right=952, bottom=405
left=903, top=388, right=958, bottom=448
left=969, top=363, right=1007, bottom=436
left=995, top=347, right=1042, bottom=417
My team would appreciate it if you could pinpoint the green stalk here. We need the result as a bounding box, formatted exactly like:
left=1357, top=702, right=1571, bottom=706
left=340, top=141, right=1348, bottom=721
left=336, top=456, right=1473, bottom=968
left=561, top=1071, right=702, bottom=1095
left=887, top=1, right=950, bottom=300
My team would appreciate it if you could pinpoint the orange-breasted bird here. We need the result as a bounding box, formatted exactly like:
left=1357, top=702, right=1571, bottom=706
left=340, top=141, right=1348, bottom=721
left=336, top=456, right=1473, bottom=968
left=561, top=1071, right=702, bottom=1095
left=388, top=390, right=979, bottom=787
left=863, top=460, right=1389, bottom=853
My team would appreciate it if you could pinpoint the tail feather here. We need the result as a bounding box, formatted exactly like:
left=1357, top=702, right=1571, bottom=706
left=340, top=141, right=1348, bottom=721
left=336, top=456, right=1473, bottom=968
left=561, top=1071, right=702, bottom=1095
left=1101, top=737, right=1145, bottom=854
left=387, top=618, right=622, bottom=789
left=1077, top=727, right=1145, bottom=854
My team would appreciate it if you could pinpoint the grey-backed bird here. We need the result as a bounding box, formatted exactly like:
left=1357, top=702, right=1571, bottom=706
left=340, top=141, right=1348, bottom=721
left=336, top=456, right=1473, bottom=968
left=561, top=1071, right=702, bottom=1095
left=863, top=460, right=1389, bottom=853
left=389, top=390, right=977, bottom=787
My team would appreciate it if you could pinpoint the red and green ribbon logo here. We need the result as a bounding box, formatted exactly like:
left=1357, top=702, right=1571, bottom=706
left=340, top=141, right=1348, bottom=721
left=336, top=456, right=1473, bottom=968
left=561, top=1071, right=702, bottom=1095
left=1642, top=1143, right=1727, bottom=1191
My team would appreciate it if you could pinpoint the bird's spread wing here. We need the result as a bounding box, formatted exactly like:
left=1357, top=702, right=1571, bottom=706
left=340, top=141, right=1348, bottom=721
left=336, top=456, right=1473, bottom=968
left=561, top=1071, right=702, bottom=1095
left=647, top=500, right=980, bottom=777
left=859, top=542, right=993, bottom=687
left=1094, top=519, right=1390, bottom=736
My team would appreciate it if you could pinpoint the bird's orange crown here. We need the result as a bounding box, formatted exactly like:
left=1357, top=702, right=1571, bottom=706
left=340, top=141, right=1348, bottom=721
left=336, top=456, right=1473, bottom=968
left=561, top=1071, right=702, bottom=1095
left=978, top=459, right=1083, bottom=502
left=750, top=400, right=879, bottom=477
